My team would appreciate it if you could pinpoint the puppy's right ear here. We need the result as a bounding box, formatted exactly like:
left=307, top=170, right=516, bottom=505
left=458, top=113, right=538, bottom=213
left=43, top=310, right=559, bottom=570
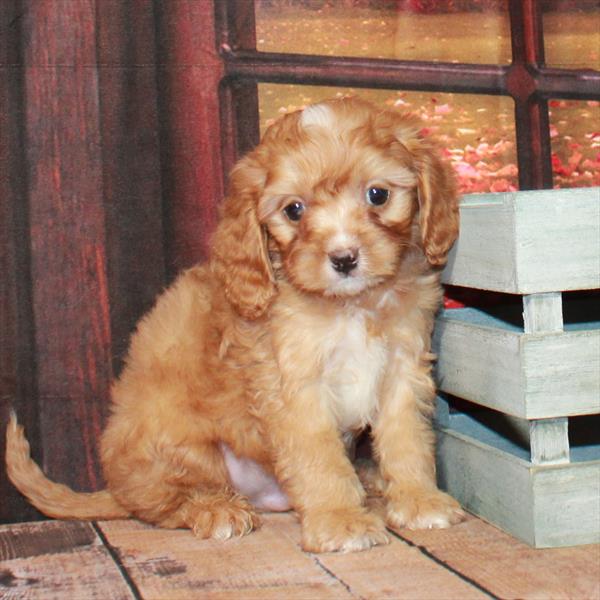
left=211, top=155, right=276, bottom=320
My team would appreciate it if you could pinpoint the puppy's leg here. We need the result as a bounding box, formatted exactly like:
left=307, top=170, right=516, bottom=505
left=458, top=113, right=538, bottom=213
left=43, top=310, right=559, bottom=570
left=373, top=366, right=465, bottom=530
left=106, top=436, right=259, bottom=539
left=102, top=413, right=258, bottom=539
left=267, top=385, right=389, bottom=553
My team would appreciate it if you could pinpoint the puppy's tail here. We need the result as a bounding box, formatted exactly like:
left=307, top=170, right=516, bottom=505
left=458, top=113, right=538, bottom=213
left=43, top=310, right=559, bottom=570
left=5, top=412, right=130, bottom=520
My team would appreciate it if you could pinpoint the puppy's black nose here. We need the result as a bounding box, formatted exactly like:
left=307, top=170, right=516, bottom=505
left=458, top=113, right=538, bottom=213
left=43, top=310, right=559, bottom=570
left=329, top=249, right=359, bottom=275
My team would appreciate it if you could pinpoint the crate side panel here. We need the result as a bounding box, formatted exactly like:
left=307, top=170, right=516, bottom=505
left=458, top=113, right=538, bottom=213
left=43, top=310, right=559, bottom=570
left=515, top=189, right=600, bottom=293
left=532, top=462, right=600, bottom=548
left=442, top=188, right=600, bottom=294
left=433, top=316, right=526, bottom=417
left=523, top=329, right=600, bottom=417
left=436, top=426, right=535, bottom=546
left=441, top=195, right=518, bottom=292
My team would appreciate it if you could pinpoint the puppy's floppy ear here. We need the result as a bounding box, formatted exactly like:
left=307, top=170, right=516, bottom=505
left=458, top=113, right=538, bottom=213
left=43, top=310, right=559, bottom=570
left=375, top=111, right=459, bottom=266
left=211, top=155, right=276, bottom=319
left=414, top=139, right=459, bottom=266
left=392, top=120, right=459, bottom=266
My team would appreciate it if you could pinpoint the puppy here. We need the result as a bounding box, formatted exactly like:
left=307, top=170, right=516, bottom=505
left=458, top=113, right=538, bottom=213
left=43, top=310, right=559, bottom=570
left=6, top=97, right=464, bottom=553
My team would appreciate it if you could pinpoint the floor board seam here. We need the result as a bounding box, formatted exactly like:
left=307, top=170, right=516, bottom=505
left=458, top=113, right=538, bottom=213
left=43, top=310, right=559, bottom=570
left=390, top=530, right=500, bottom=600
left=92, top=522, right=144, bottom=600
left=312, top=555, right=364, bottom=600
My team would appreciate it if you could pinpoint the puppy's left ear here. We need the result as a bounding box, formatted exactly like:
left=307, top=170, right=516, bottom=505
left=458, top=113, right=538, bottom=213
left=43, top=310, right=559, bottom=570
left=414, top=139, right=459, bottom=266
left=378, top=111, right=459, bottom=266
left=211, top=156, right=276, bottom=319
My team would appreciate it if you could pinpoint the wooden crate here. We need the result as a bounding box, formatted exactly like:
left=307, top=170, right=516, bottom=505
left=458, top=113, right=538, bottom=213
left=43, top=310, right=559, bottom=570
left=433, top=188, right=600, bottom=548
left=441, top=188, right=599, bottom=294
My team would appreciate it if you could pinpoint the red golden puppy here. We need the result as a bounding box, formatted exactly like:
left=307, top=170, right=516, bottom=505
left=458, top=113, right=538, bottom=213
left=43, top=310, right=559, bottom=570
left=6, top=97, right=464, bottom=553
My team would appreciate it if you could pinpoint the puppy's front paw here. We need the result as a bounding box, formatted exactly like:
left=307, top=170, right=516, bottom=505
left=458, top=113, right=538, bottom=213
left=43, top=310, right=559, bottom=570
left=386, top=488, right=465, bottom=531
left=301, top=507, right=390, bottom=553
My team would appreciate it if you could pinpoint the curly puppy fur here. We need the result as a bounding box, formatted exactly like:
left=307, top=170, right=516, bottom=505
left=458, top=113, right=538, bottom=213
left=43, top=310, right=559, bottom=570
left=6, top=97, right=464, bottom=553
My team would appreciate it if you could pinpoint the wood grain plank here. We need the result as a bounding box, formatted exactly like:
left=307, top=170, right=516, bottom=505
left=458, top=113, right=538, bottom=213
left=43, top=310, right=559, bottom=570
left=522, top=328, right=600, bottom=417
left=0, top=520, right=135, bottom=599
left=514, top=189, right=600, bottom=293
left=532, top=462, right=600, bottom=548
left=100, top=514, right=490, bottom=600
left=0, top=520, right=96, bottom=561
left=442, top=194, right=518, bottom=292
left=437, top=416, right=600, bottom=547
left=442, top=189, right=600, bottom=294
left=96, top=0, right=166, bottom=375
left=0, top=0, right=41, bottom=523
left=4, top=514, right=597, bottom=599
left=154, top=0, right=223, bottom=275
left=267, top=511, right=490, bottom=599
left=314, top=547, right=488, bottom=600
left=21, top=1, right=111, bottom=490
left=433, top=313, right=525, bottom=417
left=398, top=515, right=600, bottom=600
left=436, top=421, right=536, bottom=545
left=434, top=309, right=600, bottom=418
left=97, top=517, right=352, bottom=599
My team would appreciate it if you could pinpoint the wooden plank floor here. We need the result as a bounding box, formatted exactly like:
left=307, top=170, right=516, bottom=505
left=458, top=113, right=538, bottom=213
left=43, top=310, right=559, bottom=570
left=1, top=512, right=598, bottom=600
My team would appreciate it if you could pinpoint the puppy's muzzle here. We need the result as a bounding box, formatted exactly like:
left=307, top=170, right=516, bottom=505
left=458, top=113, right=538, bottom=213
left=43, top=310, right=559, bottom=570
left=329, top=248, right=359, bottom=275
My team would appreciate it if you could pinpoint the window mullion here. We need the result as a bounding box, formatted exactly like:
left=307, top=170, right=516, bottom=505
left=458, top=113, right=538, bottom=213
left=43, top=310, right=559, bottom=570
left=509, top=0, right=552, bottom=189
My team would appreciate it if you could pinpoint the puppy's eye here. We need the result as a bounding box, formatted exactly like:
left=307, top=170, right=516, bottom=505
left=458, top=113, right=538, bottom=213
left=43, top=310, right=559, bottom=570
left=366, top=187, right=390, bottom=206
left=283, top=200, right=305, bottom=222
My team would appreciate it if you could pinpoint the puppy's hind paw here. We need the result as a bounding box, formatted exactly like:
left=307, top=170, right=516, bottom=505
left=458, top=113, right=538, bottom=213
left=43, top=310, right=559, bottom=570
left=179, top=493, right=260, bottom=540
left=386, top=488, right=465, bottom=531
left=354, top=458, right=386, bottom=497
left=301, top=507, right=390, bottom=554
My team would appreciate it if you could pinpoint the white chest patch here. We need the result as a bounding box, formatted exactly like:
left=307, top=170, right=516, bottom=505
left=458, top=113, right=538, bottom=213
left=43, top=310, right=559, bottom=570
left=321, top=312, right=387, bottom=432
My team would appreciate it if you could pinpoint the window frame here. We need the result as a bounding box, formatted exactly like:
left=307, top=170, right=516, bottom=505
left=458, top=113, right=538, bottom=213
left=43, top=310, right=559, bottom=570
left=216, top=0, right=600, bottom=190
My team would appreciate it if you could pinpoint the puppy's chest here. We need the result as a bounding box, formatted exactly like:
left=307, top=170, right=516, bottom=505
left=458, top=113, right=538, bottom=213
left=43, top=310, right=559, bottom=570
left=320, top=313, right=388, bottom=432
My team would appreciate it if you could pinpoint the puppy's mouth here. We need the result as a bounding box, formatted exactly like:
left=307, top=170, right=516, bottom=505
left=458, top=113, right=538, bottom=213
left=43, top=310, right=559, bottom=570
left=325, top=275, right=371, bottom=297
